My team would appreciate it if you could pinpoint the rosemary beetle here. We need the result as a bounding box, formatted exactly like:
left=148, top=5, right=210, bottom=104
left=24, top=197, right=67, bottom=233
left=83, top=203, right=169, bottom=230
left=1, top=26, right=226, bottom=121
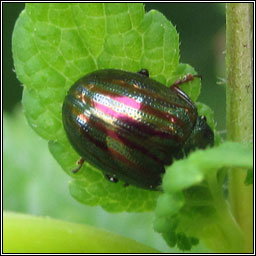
left=62, top=69, right=214, bottom=190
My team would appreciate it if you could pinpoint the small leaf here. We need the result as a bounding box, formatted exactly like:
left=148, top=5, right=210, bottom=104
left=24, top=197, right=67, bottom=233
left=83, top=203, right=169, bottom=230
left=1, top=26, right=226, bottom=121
left=154, top=141, right=253, bottom=252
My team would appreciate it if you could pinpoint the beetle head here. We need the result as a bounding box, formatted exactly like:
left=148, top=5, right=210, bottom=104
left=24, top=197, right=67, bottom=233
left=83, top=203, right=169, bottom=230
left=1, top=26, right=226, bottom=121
left=183, top=115, right=214, bottom=156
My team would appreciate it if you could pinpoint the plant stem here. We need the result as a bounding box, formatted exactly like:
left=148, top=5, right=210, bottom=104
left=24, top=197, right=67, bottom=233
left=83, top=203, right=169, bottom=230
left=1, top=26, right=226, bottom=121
left=3, top=212, right=160, bottom=253
left=226, top=3, right=253, bottom=253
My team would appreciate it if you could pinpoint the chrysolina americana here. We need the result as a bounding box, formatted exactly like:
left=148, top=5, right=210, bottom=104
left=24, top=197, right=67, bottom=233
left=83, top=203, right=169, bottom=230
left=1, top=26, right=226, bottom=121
left=62, top=69, right=214, bottom=190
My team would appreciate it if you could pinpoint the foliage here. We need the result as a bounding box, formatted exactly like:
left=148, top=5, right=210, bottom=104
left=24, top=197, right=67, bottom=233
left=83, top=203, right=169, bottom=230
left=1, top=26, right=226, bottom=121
left=12, top=3, right=253, bottom=252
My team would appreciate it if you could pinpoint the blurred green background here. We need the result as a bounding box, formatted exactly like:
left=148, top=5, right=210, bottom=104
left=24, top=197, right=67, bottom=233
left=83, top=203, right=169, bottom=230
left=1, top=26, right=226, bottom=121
left=3, top=3, right=225, bottom=252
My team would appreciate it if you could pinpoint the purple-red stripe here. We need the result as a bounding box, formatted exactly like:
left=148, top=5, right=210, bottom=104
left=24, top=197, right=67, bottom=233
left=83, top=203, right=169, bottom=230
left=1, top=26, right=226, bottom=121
left=74, top=108, right=166, bottom=164
left=103, top=78, right=194, bottom=111
left=92, top=99, right=180, bottom=140
left=89, top=85, right=187, bottom=128
left=74, top=87, right=186, bottom=141
left=72, top=110, right=157, bottom=174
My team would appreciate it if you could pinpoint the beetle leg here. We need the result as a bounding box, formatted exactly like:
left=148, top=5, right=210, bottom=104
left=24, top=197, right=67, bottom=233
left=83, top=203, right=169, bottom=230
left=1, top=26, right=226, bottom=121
left=137, top=69, right=149, bottom=77
left=170, top=74, right=201, bottom=110
left=104, top=174, right=119, bottom=183
left=72, top=158, right=85, bottom=173
left=171, top=74, right=202, bottom=88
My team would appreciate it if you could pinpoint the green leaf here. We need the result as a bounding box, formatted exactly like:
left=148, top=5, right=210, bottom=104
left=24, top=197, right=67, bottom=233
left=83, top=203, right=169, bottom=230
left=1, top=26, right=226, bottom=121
left=154, top=141, right=253, bottom=252
left=12, top=3, right=206, bottom=212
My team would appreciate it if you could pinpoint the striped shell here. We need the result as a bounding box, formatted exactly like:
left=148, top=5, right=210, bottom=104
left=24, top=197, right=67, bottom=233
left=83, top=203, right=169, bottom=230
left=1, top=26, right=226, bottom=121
left=62, top=69, right=202, bottom=189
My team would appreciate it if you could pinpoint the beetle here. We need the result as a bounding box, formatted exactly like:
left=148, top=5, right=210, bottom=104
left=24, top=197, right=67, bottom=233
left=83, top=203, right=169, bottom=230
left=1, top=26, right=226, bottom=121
left=62, top=69, right=214, bottom=190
